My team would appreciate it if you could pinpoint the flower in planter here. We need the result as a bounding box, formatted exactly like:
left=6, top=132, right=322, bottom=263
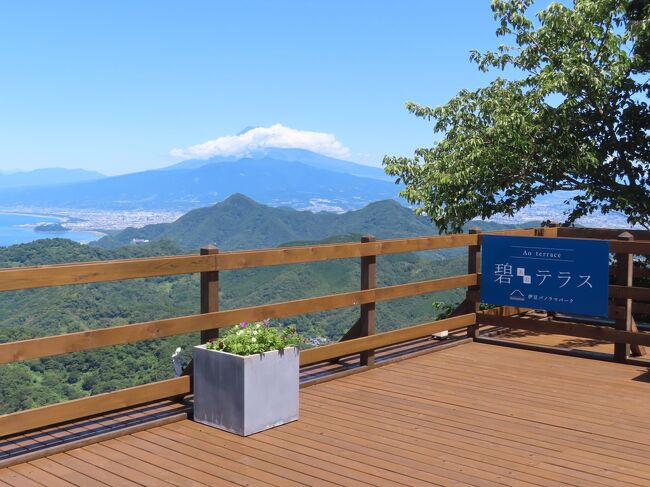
left=205, top=320, right=302, bottom=356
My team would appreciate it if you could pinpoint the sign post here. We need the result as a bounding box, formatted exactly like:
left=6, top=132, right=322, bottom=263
left=481, top=235, right=609, bottom=317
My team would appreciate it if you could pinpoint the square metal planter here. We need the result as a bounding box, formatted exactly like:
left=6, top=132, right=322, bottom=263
left=192, top=345, right=299, bottom=436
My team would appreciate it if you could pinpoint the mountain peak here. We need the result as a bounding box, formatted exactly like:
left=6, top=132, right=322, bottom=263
left=219, top=193, right=260, bottom=207
left=95, top=195, right=436, bottom=251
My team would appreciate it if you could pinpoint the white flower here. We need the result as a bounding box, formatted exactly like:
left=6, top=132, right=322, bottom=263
left=251, top=337, right=257, bottom=343
left=253, top=330, right=258, bottom=335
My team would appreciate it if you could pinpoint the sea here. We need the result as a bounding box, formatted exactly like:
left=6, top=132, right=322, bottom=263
left=0, top=213, right=101, bottom=247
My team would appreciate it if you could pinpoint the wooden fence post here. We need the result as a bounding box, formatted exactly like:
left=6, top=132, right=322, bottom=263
left=614, top=232, right=633, bottom=363
left=200, top=245, right=220, bottom=344
left=540, top=221, right=560, bottom=237
left=466, top=228, right=481, bottom=339
left=360, top=235, right=376, bottom=366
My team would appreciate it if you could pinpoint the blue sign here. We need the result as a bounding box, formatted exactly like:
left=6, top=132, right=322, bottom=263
left=481, top=235, right=609, bottom=317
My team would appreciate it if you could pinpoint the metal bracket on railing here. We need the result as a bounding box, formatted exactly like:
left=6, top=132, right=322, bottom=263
left=172, top=347, right=183, bottom=376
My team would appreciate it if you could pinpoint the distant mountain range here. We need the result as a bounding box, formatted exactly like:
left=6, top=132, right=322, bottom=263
left=95, top=193, right=532, bottom=251
left=0, top=168, right=104, bottom=189
left=165, top=148, right=391, bottom=181
left=0, top=149, right=396, bottom=211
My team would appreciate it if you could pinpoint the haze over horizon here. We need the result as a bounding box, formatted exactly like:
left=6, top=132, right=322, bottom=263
left=0, top=1, right=556, bottom=176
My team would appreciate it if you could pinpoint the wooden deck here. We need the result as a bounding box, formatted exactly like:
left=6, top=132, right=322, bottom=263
left=3, top=341, right=650, bottom=486
left=0, top=334, right=469, bottom=469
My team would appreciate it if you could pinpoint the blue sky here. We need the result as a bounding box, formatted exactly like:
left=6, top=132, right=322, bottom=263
left=0, top=1, right=538, bottom=175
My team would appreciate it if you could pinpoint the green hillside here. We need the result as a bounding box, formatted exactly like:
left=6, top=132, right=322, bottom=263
left=95, top=193, right=534, bottom=251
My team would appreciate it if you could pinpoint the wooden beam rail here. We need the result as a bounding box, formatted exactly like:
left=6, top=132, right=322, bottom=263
left=0, top=274, right=478, bottom=364
left=0, top=234, right=476, bottom=292
left=609, top=240, right=650, bottom=254
left=609, top=302, right=650, bottom=318
left=608, top=285, right=650, bottom=302
left=609, top=264, right=650, bottom=279
left=0, top=377, right=190, bottom=439
left=300, top=313, right=476, bottom=366
left=0, top=254, right=215, bottom=292
left=0, top=228, right=545, bottom=293
left=556, top=227, right=650, bottom=240
left=477, top=314, right=650, bottom=347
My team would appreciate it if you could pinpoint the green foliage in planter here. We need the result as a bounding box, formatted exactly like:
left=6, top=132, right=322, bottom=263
left=206, top=320, right=302, bottom=356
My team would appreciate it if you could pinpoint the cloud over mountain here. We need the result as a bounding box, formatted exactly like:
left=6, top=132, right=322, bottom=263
left=170, top=124, right=351, bottom=160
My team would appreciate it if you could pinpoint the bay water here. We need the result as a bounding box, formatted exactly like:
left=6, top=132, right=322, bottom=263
left=0, top=213, right=101, bottom=247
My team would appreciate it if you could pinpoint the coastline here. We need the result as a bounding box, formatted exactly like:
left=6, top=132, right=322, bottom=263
left=0, top=212, right=106, bottom=247
left=0, top=210, right=65, bottom=221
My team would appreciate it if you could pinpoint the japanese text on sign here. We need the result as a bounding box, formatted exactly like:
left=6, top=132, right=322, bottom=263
left=481, top=235, right=609, bottom=316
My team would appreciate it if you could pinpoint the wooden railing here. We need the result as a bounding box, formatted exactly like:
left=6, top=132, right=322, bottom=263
left=478, top=226, right=650, bottom=361
left=1, top=225, right=649, bottom=438
left=0, top=231, right=495, bottom=437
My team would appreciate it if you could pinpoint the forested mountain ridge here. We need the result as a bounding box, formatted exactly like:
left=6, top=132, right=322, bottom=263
left=95, top=193, right=533, bottom=251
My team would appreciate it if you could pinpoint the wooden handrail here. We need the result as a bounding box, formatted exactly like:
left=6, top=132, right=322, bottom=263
left=609, top=240, right=650, bottom=254
left=609, top=285, right=650, bottom=302
left=0, top=376, right=190, bottom=438
left=556, top=227, right=650, bottom=240
left=1, top=227, right=646, bottom=294
left=609, top=264, right=650, bottom=278
left=214, top=233, right=479, bottom=270
left=477, top=314, right=650, bottom=347
left=0, top=254, right=216, bottom=292
left=0, top=229, right=548, bottom=293
left=0, top=274, right=478, bottom=364
left=0, top=234, right=477, bottom=292
left=300, top=313, right=476, bottom=366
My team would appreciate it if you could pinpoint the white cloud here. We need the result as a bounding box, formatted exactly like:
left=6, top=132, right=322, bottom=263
left=170, top=124, right=351, bottom=160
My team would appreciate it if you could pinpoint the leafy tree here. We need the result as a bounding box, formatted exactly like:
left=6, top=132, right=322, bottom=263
left=384, top=0, right=650, bottom=232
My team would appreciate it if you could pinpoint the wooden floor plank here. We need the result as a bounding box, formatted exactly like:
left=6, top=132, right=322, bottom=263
left=0, top=467, right=44, bottom=487
left=288, top=411, right=544, bottom=487
left=366, top=365, right=650, bottom=437
left=248, top=429, right=448, bottom=487
left=84, top=442, right=205, bottom=487
left=8, top=463, right=75, bottom=487
left=129, top=430, right=282, bottom=487
left=65, top=448, right=176, bottom=487
left=163, top=421, right=360, bottom=487
left=150, top=425, right=307, bottom=487
left=172, top=420, right=400, bottom=487
left=29, top=457, right=108, bottom=487
left=264, top=428, right=478, bottom=486
left=110, top=436, right=239, bottom=487
left=297, top=399, right=592, bottom=487
left=304, top=385, right=650, bottom=483
left=6, top=342, right=650, bottom=486
left=48, top=452, right=141, bottom=487
left=339, top=371, right=650, bottom=446
left=318, top=378, right=650, bottom=477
